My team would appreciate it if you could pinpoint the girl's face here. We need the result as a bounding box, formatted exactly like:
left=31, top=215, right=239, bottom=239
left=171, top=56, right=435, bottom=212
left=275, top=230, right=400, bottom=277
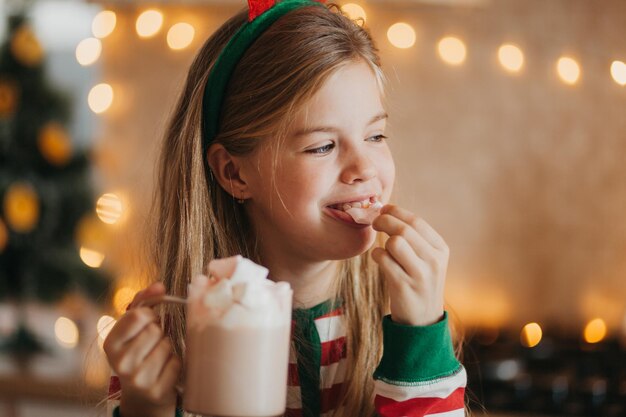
left=241, top=59, right=395, bottom=263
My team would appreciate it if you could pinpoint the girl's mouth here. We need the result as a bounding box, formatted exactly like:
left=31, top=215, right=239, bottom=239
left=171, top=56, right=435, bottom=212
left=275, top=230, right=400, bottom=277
left=323, top=206, right=371, bottom=228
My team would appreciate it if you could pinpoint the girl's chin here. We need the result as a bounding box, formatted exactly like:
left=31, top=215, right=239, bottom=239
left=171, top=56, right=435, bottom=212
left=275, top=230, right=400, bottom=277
left=325, top=230, right=377, bottom=259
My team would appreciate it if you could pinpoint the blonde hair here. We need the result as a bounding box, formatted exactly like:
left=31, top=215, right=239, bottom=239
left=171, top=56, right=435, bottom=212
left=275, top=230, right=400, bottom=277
left=144, top=3, right=465, bottom=416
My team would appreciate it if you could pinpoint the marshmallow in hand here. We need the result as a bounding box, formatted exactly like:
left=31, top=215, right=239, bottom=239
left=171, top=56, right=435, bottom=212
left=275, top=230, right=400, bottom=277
left=345, top=200, right=383, bottom=225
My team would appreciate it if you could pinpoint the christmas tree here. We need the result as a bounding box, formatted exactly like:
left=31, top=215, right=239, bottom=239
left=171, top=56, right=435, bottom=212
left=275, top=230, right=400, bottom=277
left=0, top=13, right=111, bottom=359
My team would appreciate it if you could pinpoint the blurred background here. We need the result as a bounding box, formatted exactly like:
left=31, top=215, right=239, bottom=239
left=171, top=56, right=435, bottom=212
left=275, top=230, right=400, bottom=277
left=0, top=0, right=624, bottom=416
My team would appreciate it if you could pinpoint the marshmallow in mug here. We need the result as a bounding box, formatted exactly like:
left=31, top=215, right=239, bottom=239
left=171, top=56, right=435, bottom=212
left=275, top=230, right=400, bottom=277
left=187, top=255, right=292, bottom=329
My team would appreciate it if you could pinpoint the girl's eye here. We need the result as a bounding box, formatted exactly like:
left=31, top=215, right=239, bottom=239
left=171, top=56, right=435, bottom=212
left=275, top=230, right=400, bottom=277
left=306, top=142, right=335, bottom=155
left=369, top=134, right=388, bottom=142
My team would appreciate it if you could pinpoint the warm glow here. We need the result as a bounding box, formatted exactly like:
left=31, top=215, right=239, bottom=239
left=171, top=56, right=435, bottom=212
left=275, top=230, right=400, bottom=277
left=437, top=36, right=466, bottom=66
left=55, top=317, right=79, bottom=348
left=341, top=3, right=366, bottom=24
left=3, top=182, right=39, bottom=233
left=557, top=56, right=581, bottom=85
left=92, top=11, right=117, bottom=39
left=167, top=23, right=195, bottom=50
left=584, top=318, right=607, bottom=343
left=97, top=315, right=117, bottom=346
left=96, top=193, right=123, bottom=224
left=88, top=83, right=113, bottom=114
left=114, top=286, right=138, bottom=315
left=387, top=23, right=416, bottom=49
left=498, top=43, right=524, bottom=73
left=520, top=322, right=542, bottom=347
left=136, top=10, right=164, bottom=38
left=610, top=60, right=626, bottom=86
left=75, top=38, right=102, bottom=66
left=79, top=247, right=105, bottom=268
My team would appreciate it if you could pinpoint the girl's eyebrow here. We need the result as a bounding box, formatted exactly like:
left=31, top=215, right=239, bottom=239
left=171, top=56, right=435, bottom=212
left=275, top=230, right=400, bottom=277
left=293, top=111, right=388, bottom=138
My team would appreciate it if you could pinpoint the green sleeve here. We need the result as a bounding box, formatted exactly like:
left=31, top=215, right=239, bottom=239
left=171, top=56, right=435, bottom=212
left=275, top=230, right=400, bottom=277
left=373, top=311, right=462, bottom=384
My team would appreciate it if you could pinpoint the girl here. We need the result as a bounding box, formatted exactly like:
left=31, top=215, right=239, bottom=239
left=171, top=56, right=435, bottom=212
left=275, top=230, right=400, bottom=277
left=103, top=0, right=467, bottom=416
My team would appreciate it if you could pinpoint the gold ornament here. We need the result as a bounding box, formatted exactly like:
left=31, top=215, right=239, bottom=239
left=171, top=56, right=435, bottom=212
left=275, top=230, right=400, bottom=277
left=3, top=182, right=40, bottom=233
left=0, top=218, right=8, bottom=253
left=0, top=79, right=19, bottom=117
left=10, top=25, right=44, bottom=67
left=38, top=122, right=73, bottom=166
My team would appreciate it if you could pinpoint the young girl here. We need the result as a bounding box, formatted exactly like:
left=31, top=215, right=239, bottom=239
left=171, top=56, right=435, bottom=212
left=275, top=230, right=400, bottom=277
left=103, top=0, right=467, bottom=416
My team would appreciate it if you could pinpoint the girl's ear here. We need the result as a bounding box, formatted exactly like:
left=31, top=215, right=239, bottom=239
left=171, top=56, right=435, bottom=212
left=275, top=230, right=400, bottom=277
left=206, top=143, right=251, bottom=200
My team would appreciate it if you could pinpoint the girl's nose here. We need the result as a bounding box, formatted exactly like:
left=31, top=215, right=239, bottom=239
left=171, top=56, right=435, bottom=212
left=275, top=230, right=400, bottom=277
left=340, top=149, right=377, bottom=184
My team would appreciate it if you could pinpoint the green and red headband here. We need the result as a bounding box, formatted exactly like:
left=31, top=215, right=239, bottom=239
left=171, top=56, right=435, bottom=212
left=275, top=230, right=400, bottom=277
left=201, top=0, right=327, bottom=157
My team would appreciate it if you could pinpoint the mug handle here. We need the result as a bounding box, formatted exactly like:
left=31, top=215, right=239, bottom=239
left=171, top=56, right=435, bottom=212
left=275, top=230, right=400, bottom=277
left=134, top=294, right=188, bottom=397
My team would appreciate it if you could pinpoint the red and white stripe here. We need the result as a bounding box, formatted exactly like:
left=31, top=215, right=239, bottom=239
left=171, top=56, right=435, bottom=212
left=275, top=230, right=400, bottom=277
left=374, top=367, right=467, bottom=417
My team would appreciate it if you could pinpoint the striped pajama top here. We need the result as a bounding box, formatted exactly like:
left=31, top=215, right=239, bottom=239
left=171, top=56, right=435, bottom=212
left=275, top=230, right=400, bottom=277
left=108, top=299, right=467, bottom=417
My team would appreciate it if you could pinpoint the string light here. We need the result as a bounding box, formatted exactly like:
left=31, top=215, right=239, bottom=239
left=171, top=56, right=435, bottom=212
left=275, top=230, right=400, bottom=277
left=520, top=322, right=542, bottom=348
left=438, top=36, right=466, bottom=66
left=76, top=38, right=102, bottom=66
left=92, top=10, right=117, bottom=39
left=55, top=317, right=79, bottom=348
left=610, top=60, right=626, bottom=86
left=167, top=23, right=195, bottom=50
left=584, top=318, right=607, bottom=344
left=556, top=56, right=581, bottom=85
left=341, top=3, right=366, bottom=25
left=96, top=193, right=123, bottom=224
left=136, top=10, right=164, bottom=39
left=498, top=43, right=524, bottom=73
left=387, top=22, right=416, bottom=49
left=79, top=246, right=105, bottom=268
left=88, top=83, right=113, bottom=114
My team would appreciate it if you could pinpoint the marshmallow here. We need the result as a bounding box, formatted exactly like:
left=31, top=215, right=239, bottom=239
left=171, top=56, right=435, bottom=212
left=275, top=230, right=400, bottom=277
left=345, top=200, right=383, bottom=224
left=188, top=256, right=291, bottom=329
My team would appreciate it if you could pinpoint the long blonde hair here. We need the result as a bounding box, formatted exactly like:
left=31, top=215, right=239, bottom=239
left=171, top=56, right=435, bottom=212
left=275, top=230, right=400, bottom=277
left=145, top=3, right=464, bottom=416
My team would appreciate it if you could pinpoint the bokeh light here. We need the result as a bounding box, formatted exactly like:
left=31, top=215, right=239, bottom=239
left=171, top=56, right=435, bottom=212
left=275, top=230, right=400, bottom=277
left=96, top=193, right=123, bottom=224
left=79, top=247, right=105, bottom=268
left=55, top=316, right=79, bottom=348
left=584, top=318, right=607, bottom=344
left=92, top=10, right=117, bottom=39
left=387, top=22, right=416, bottom=49
left=498, top=43, right=524, bottom=73
left=75, top=37, right=102, bottom=66
left=520, top=322, right=543, bottom=348
left=136, top=10, right=163, bottom=38
left=341, top=3, right=366, bottom=24
left=557, top=56, right=581, bottom=85
left=437, top=36, right=466, bottom=66
left=610, top=60, right=626, bottom=86
left=88, top=83, right=113, bottom=114
left=167, top=23, right=195, bottom=50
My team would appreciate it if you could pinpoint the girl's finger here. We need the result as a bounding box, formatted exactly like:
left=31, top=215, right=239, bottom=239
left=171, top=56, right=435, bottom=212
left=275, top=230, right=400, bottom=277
left=373, top=213, right=438, bottom=266
left=157, top=355, right=182, bottom=400
left=384, top=235, right=429, bottom=282
left=117, top=323, right=163, bottom=375
left=135, top=338, right=173, bottom=385
left=128, top=282, right=166, bottom=310
left=380, top=205, right=448, bottom=251
left=371, top=247, right=410, bottom=288
left=104, top=307, right=159, bottom=354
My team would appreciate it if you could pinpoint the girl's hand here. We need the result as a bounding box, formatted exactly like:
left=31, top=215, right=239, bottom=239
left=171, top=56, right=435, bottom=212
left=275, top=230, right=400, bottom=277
left=371, top=204, right=449, bottom=327
left=103, top=282, right=181, bottom=417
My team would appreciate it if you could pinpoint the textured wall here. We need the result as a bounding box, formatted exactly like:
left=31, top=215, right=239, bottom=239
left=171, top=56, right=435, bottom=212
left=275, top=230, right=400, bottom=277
left=96, top=0, right=626, bottom=332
